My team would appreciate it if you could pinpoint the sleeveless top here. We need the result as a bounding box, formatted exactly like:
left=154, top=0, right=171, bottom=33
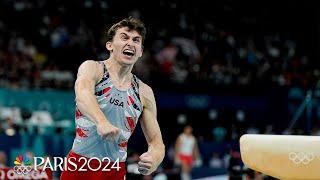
left=179, top=134, right=196, bottom=156
left=71, top=61, right=143, bottom=162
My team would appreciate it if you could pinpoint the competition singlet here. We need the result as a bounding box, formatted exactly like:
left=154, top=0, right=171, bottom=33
left=72, top=61, right=143, bottom=162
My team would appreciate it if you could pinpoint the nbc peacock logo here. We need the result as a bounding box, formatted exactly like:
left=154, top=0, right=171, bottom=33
left=13, top=154, right=33, bottom=175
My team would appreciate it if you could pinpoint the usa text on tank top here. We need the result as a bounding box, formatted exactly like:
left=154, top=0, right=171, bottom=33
left=72, top=61, right=143, bottom=162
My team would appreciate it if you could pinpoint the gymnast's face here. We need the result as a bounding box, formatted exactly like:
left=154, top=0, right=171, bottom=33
left=106, top=27, right=143, bottom=66
left=184, top=126, right=193, bottom=135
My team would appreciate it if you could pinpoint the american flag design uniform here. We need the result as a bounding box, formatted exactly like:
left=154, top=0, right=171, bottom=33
left=72, top=61, right=143, bottom=162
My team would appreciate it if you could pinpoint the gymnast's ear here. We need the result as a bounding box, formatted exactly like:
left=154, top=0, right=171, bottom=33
left=106, top=41, right=113, bottom=52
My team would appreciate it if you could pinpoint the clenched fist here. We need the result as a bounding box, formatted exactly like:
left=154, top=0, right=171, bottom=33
left=138, top=152, right=155, bottom=175
left=97, top=121, right=120, bottom=141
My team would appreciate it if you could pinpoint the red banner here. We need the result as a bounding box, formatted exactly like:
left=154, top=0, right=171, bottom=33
left=0, top=168, right=52, bottom=180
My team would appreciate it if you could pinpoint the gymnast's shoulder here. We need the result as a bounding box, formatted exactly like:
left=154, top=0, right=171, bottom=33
left=138, top=80, right=156, bottom=107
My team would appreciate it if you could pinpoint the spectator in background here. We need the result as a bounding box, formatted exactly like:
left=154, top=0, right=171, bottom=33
left=246, top=124, right=260, bottom=134
left=228, top=149, right=243, bottom=179
left=264, top=124, right=276, bottom=134
left=0, top=151, right=7, bottom=167
left=174, top=125, right=200, bottom=180
left=2, top=117, right=19, bottom=136
left=209, top=152, right=223, bottom=169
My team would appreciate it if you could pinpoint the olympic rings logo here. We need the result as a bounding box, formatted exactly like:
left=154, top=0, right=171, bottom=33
left=13, top=165, right=33, bottom=175
left=288, top=152, right=315, bottom=165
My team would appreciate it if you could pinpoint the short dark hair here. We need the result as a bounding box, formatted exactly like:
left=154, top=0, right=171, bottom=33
left=106, top=17, right=146, bottom=45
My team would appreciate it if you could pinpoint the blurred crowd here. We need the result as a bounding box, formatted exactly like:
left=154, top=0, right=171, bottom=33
left=0, top=0, right=318, bottom=90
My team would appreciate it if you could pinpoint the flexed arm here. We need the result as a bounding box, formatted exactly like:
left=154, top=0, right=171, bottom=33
left=75, top=60, right=119, bottom=139
left=137, top=82, right=165, bottom=175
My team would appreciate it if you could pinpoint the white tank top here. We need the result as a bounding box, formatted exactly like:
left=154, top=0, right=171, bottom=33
left=179, top=134, right=195, bottom=155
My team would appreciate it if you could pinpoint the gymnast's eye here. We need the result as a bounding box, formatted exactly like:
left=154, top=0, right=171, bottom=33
left=133, top=38, right=141, bottom=43
left=120, top=34, right=128, bottom=40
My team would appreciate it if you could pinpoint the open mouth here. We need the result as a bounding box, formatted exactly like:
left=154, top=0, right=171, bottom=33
left=122, top=49, right=135, bottom=57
